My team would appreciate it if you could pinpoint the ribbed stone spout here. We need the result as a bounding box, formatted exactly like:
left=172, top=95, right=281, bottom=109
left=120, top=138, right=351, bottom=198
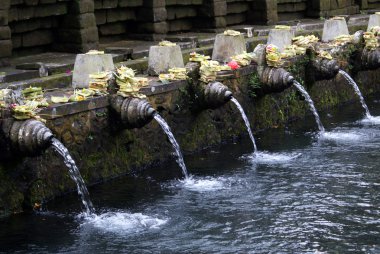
left=312, top=58, right=340, bottom=80
left=110, top=96, right=156, bottom=129
left=260, top=67, right=294, bottom=90
left=204, top=82, right=233, bottom=109
left=8, top=119, right=54, bottom=155
left=361, top=49, right=380, bottom=70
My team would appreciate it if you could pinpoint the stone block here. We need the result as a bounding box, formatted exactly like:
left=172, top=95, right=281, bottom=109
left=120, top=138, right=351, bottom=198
left=69, top=0, right=95, bottom=14
left=212, top=33, right=246, bottom=63
left=322, top=19, right=349, bottom=42
left=59, top=27, right=99, bottom=44
left=0, top=10, right=8, bottom=25
left=99, top=22, right=126, bottom=35
left=137, top=7, right=167, bottom=22
left=24, top=0, right=39, bottom=6
left=0, top=39, right=12, bottom=57
left=367, top=13, right=380, bottom=31
left=143, top=0, right=166, bottom=8
left=0, top=26, right=11, bottom=40
left=22, top=30, right=54, bottom=47
left=34, top=4, right=67, bottom=18
left=137, top=21, right=168, bottom=34
left=106, top=8, right=135, bottom=22
left=267, top=29, right=294, bottom=52
left=72, top=53, right=115, bottom=88
left=147, top=45, right=184, bottom=76
left=102, top=0, right=118, bottom=9
left=119, top=0, right=143, bottom=7
left=61, top=13, right=97, bottom=29
left=0, top=0, right=10, bottom=10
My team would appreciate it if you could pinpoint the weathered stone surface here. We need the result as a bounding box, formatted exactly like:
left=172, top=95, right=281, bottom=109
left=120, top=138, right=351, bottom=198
left=212, top=34, right=246, bottom=62
left=72, top=54, right=114, bottom=88
left=0, top=40, right=12, bottom=57
left=322, top=19, right=350, bottom=42
left=267, top=29, right=294, bottom=52
left=147, top=45, right=184, bottom=76
left=367, top=13, right=380, bottom=31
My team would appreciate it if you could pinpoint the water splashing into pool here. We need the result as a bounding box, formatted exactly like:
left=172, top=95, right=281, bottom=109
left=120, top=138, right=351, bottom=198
left=154, top=113, right=189, bottom=178
left=231, top=97, right=258, bottom=152
left=293, top=81, right=325, bottom=132
left=339, top=70, right=372, bottom=119
left=51, top=138, right=95, bottom=215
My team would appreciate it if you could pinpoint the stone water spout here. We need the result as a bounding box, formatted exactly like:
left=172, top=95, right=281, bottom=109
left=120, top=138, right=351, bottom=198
left=312, top=58, right=340, bottom=80
left=258, top=67, right=294, bottom=92
left=204, top=82, right=233, bottom=109
left=361, top=49, right=380, bottom=70
left=110, top=96, right=156, bottom=129
left=4, top=119, right=54, bottom=155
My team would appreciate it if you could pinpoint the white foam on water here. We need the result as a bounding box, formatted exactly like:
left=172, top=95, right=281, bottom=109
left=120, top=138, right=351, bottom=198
left=180, top=176, right=225, bottom=192
left=243, top=151, right=301, bottom=164
left=360, top=116, right=380, bottom=125
left=321, top=131, right=365, bottom=142
left=81, top=212, right=168, bottom=234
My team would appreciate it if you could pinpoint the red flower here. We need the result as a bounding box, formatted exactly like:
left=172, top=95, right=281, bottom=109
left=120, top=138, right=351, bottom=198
left=228, top=60, right=240, bottom=70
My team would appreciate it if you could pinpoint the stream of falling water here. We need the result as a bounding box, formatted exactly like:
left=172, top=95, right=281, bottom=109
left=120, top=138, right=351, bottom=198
left=231, top=97, right=258, bottom=152
left=153, top=114, right=189, bottom=178
left=339, top=70, right=372, bottom=118
left=51, top=138, right=95, bottom=215
left=293, top=81, right=325, bottom=132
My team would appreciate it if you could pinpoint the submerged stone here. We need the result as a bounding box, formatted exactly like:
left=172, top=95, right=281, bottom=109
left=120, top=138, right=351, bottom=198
left=322, top=19, right=349, bottom=42
left=72, top=54, right=114, bottom=89
left=212, top=34, right=246, bottom=63
left=147, top=45, right=184, bottom=76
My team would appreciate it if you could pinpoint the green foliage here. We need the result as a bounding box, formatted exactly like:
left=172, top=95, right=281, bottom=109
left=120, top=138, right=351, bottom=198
left=248, top=72, right=262, bottom=98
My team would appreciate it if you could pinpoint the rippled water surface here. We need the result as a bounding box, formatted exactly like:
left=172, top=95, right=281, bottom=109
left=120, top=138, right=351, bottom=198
left=1, top=96, right=380, bottom=253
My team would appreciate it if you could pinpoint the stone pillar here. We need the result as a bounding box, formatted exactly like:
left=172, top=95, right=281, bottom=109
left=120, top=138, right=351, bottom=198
left=357, top=0, right=368, bottom=10
left=56, top=0, right=99, bottom=53
left=0, top=0, right=11, bottom=66
left=136, top=0, right=168, bottom=38
left=197, top=0, right=227, bottom=30
left=248, top=0, right=278, bottom=25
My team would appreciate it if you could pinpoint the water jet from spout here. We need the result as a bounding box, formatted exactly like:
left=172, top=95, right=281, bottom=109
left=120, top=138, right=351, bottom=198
left=339, top=70, right=372, bottom=119
left=293, top=81, right=325, bottom=132
left=230, top=97, right=258, bottom=153
left=153, top=113, right=189, bottom=178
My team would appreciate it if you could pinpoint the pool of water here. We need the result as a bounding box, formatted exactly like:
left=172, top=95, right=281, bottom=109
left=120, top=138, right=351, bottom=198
left=1, top=96, right=380, bottom=253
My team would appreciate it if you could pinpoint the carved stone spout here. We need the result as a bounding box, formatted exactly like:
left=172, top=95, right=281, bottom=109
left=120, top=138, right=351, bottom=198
left=110, top=96, right=156, bottom=129
left=5, top=119, right=54, bottom=155
left=361, top=49, right=380, bottom=70
left=259, top=67, right=294, bottom=92
left=312, top=58, right=340, bottom=80
left=204, top=82, right=233, bottom=109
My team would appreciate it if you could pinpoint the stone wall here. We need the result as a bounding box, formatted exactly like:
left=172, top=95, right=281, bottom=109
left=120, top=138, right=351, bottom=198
left=0, top=0, right=11, bottom=67
left=8, top=0, right=98, bottom=55
left=94, top=0, right=140, bottom=39
left=1, top=0, right=380, bottom=61
left=277, top=0, right=308, bottom=20
left=226, top=0, right=252, bottom=26
left=166, top=0, right=202, bottom=32
left=307, top=0, right=360, bottom=18
left=8, top=0, right=71, bottom=55
left=1, top=63, right=380, bottom=218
